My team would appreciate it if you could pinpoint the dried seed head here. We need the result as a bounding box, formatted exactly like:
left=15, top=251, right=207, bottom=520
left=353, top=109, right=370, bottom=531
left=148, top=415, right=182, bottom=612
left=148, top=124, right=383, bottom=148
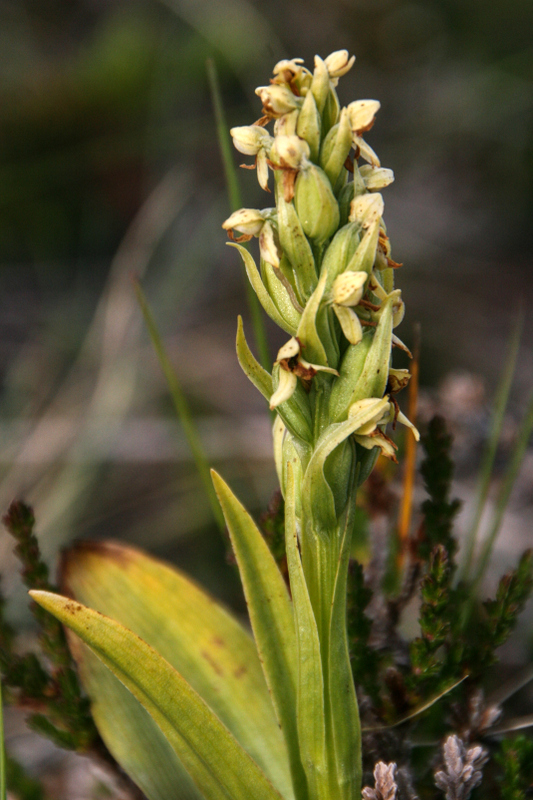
left=434, top=735, right=488, bottom=800
left=362, top=761, right=398, bottom=800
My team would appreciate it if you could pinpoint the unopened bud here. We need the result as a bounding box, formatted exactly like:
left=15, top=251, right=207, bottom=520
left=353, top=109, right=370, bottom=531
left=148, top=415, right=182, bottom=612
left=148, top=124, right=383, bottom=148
left=230, top=126, right=273, bottom=156
left=310, top=55, right=330, bottom=113
left=324, top=50, right=355, bottom=81
left=332, top=270, right=367, bottom=306
left=296, top=90, right=321, bottom=161
left=294, top=164, right=340, bottom=243
left=350, top=193, right=384, bottom=228
left=222, top=208, right=265, bottom=236
left=359, top=165, right=395, bottom=191
left=320, top=107, right=353, bottom=188
left=255, top=85, right=299, bottom=117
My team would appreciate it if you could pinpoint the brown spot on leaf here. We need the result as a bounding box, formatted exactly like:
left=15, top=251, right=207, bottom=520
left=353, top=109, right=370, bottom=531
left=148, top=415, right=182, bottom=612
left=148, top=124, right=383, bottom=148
left=201, top=651, right=224, bottom=677
left=233, top=665, right=247, bottom=679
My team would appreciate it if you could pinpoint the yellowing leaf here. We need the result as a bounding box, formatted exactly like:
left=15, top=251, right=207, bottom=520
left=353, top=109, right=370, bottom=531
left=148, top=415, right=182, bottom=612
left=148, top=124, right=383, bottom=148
left=30, top=591, right=285, bottom=800
left=61, top=542, right=292, bottom=800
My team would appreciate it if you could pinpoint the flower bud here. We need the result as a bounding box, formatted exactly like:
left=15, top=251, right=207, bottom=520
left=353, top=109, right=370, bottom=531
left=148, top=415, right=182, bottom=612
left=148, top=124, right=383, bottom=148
left=255, top=85, right=300, bottom=117
left=347, top=100, right=380, bottom=134
left=332, top=270, right=367, bottom=306
left=222, top=208, right=266, bottom=236
left=230, top=125, right=273, bottom=156
left=310, top=55, right=330, bottom=114
left=294, top=164, right=340, bottom=243
left=359, top=165, right=395, bottom=191
left=296, top=90, right=321, bottom=161
left=270, top=135, right=310, bottom=169
left=319, top=107, right=353, bottom=188
left=350, top=193, right=384, bottom=228
left=324, top=50, right=355, bottom=81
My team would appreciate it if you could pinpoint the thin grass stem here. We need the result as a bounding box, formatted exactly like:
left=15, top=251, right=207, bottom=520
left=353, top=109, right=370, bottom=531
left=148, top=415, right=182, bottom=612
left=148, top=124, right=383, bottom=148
left=459, top=311, right=523, bottom=582
left=134, top=279, right=226, bottom=533
left=471, top=389, right=533, bottom=591
left=206, top=57, right=271, bottom=372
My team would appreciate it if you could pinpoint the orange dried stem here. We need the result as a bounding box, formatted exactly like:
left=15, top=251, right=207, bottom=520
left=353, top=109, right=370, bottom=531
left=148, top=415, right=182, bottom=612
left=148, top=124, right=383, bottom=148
left=396, top=324, right=420, bottom=570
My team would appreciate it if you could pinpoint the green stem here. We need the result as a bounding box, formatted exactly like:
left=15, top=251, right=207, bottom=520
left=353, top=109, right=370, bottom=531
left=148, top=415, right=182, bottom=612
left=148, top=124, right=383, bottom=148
left=134, top=279, right=226, bottom=533
left=206, top=58, right=271, bottom=372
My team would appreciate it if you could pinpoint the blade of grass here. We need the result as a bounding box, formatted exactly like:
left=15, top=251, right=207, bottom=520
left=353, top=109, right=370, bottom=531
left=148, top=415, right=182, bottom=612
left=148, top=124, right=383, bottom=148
left=459, top=311, right=523, bottom=581
left=206, top=57, right=271, bottom=372
left=471, top=389, right=533, bottom=591
left=134, top=279, right=225, bottom=533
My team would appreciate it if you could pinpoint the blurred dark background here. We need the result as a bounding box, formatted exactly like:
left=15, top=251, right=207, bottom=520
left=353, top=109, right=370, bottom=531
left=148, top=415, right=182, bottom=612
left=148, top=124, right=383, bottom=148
left=0, top=0, right=532, bottom=624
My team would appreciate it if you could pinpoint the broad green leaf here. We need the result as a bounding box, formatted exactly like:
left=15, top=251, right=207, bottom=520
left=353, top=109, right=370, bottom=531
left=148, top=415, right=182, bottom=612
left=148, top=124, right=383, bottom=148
left=211, top=471, right=308, bottom=800
left=61, top=542, right=292, bottom=800
left=229, top=244, right=297, bottom=335
left=70, top=648, right=200, bottom=800
left=284, top=464, right=327, bottom=800
left=30, top=591, right=285, bottom=800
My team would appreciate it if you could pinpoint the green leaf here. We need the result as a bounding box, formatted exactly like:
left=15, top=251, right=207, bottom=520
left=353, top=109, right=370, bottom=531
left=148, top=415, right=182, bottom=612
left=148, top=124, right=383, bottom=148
left=229, top=244, right=297, bottom=336
left=61, top=542, right=292, bottom=800
left=211, top=471, right=307, bottom=800
left=285, top=464, right=327, bottom=800
left=30, top=590, right=285, bottom=800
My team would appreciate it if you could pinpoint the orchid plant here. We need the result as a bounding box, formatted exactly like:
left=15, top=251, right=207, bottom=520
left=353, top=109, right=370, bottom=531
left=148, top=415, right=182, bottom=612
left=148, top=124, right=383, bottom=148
left=3, top=49, right=532, bottom=800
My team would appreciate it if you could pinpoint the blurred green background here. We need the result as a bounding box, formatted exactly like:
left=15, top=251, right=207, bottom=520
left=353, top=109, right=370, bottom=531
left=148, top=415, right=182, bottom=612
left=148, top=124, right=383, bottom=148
left=0, top=0, right=532, bottom=612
